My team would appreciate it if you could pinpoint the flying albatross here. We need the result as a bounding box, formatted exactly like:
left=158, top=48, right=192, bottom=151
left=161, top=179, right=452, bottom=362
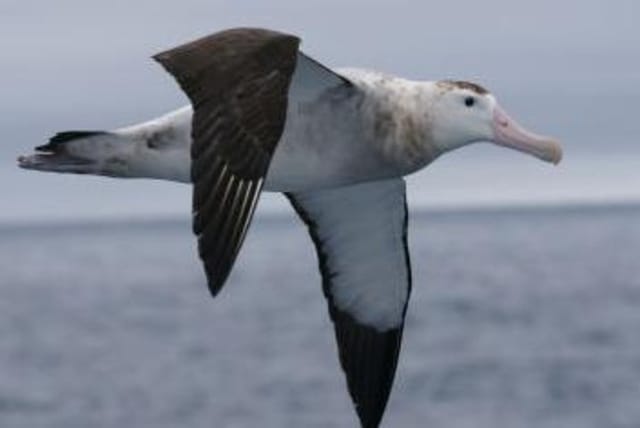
left=18, top=28, right=562, bottom=428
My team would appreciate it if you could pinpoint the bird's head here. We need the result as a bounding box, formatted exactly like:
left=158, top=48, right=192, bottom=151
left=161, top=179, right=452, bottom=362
left=428, top=80, right=562, bottom=164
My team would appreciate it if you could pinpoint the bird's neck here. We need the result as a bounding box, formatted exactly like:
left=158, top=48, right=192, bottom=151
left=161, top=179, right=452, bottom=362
left=360, top=76, right=443, bottom=174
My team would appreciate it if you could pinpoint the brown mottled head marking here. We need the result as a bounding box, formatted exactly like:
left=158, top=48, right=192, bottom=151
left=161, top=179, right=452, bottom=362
left=436, top=80, right=489, bottom=95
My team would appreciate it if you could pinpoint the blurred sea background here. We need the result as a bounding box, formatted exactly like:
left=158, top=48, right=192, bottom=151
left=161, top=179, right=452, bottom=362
left=2, top=208, right=640, bottom=428
left=2, top=1, right=640, bottom=427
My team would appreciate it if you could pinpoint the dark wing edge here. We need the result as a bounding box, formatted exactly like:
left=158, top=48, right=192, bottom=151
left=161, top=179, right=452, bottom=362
left=297, top=51, right=354, bottom=88
left=286, top=183, right=412, bottom=428
left=153, top=28, right=300, bottom=296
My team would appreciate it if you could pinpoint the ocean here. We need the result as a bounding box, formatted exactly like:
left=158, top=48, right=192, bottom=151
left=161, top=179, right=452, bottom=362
left=1, top=204, right=640, bottom=428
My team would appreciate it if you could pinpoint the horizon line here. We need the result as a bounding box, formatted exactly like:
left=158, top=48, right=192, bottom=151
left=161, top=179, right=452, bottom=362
left=2, top=199, right=639, bottom=231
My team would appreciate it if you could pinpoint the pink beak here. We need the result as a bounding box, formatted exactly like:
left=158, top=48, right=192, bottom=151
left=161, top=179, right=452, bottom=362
left=492, top=104, right=562, bottom=165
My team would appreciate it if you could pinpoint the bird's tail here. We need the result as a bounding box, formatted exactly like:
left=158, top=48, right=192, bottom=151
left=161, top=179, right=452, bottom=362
left=18, top=130, right=137, bottom=177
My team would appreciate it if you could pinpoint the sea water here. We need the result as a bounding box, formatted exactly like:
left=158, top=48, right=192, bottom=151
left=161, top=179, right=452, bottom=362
left=1, top=204, right=639, bottom=428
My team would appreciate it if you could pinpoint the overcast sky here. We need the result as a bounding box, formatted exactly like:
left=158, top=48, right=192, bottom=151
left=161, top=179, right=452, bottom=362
left=1, top=0, right=639, bottom=222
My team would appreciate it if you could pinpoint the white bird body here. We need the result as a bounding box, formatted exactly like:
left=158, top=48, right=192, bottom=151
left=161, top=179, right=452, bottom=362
left=111, top=106, right=192, bottom=182
left=104, top=68, right=441, bottom=192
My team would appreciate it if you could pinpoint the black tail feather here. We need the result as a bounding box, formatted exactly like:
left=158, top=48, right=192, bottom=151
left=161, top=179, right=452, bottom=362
left=36, top=131, right=107, bottom=152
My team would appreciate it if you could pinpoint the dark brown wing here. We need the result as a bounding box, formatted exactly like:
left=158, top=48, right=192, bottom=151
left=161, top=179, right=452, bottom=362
left=286, top=178, right=412, bottom=428
left=153, top=28, right=300, bottom=296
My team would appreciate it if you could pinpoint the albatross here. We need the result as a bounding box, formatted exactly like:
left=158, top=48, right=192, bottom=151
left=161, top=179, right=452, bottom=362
left=18, top=28, right=562, bottom=428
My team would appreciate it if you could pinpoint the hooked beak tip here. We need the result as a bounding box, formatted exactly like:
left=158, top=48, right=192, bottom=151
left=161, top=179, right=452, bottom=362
left=536, top=136, right=563, bottom=165
left=550, top=142, right=563, bottom=165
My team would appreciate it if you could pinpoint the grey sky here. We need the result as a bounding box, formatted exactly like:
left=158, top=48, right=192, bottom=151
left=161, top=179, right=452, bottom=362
left=1, top=0, right=639, bottom=222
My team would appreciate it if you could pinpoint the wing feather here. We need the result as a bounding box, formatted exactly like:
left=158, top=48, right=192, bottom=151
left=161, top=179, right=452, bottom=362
left=155, top=28, right=354, bottom=296
left=154, top=28, right=300, bottom=295
left=287, top=178, right=412, bottom=428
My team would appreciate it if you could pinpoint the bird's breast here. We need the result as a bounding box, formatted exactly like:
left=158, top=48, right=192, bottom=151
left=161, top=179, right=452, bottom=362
left=264, top=87, right=403, bottom=192
left=264, top=80, right=434, bottom=192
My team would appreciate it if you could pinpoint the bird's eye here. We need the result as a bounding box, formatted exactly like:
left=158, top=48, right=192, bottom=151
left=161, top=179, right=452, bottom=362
left=464, top=96, right=475, bottom=108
